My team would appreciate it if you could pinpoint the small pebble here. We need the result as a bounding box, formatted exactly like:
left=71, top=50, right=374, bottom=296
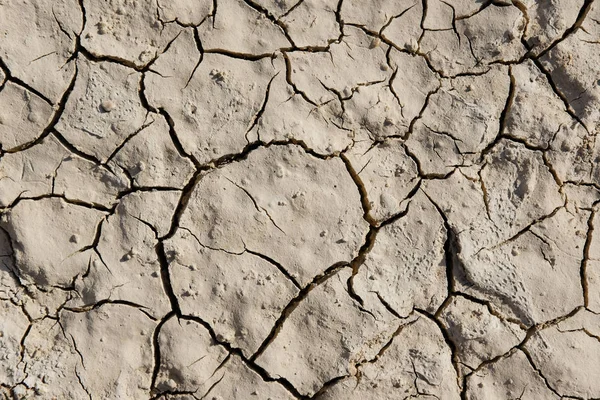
left=100, top=100, right=116, bottom=112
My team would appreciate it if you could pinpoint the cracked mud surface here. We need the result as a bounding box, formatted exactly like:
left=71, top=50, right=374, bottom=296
left=1, top=0, right=600, bottom=399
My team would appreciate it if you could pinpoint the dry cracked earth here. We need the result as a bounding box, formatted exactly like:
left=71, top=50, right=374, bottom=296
left=1, top=0, right=600, bottom=399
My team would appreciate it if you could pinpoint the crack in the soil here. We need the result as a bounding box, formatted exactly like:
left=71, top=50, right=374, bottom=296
left=3, top=1, right=600, bottom=398
left=581, top=203, right=598, bottom=308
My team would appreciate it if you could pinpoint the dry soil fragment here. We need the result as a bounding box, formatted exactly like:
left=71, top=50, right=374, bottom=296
left=405, top=121, right=465, bottom=177
left=506, top=60, right=575, bottom=149
left=246, top=61, right=352, bottom=154
left=458, top=5, right=526, bottom=64
left=425, top=141, right=563, bottom=259
left=19, top=318, right=90, bottom=399
left=342, top=47, right=440, bottom=141
left=342, top=82, right=405, bottom=141
left=0, top=0, right=80, bottom=103
left=56, top=57, right=148, bottom=163
left=439, top=296, right=525, bottom=371
left=525, top=309, right=600, bottom=398
left=563, top=183, right=600, bottom=213
left=157, top=317, right=296, bottom=399
left=423, top=0, right=454, bottom=30
left=157, top=318, right=294, bottom=400
left=70, top=193, right=171, bottom=318
left=198, top=0, right=290, bottom=54
left=0, top=135, right=69, bottom=207
left=405, top=67, right=511, bottom=176
left=54, top=156, right=129, bottom=208
left=142, top=27, right=200, bottom=96
left=342, top=0, right=421, bottom=40
left=287, top=26, right=390, bottom=105
left=344, top=139, right=419, bottom=222
left=0, top=82, right=54, bottom=151
left=0, top=297, right=28, bottom=388
left=388, top=50, right=440, bottom=131
left=0, top=229, right=74, bottom=321
left=523, top=0, right=585, bottom=55
left=353, top=191, right=448, bottom=316
left=0, top=230, right=19, bottom=298
left=166, top=228, right=299, bottom=357
left=180, top=145, right=368, bottom=286
left=422, top=171, right=493, bottom=255
left=380, top=1, right=423, bottom=52
left=539, top=2, right=600, bottom=131
left=255, top=269, right=399, bottom=397
left=421, top=4, right=525, bottom=76
left=118, top=190, right=181, bottom=238
left=157, top=0, right=213, bottom=26
left=588, top=207, right=600, bottom=313
left=0, top=198, right=105, bottom=288
left=479, top=141, right=564, bottom=240
left=557, top=307, right=600, bottom=333
left=556, top=308, right=600, bottom=338
left=22, top=291, right=74, bottom=324
left=466, top=350, right=561, bottom=400
left=147, top=33, right=278, bottom=164
left=546, top=122, right=600, bottom=186
left=319, top=315, right=461, bottom=399
left=458, top=206, right=587, bottom=327
left=280, top=0, right=340, bottom=48
left=112, top=114, right=195, bottom=189
left=423, top=146, right=579, bottom=327
left=61, top=304, right=157, bottom=398
left=420, top=66, right=510, bottom=155
left=156, top=317, right=229, bottom=394
left=81, top=0, right=181, bottom=68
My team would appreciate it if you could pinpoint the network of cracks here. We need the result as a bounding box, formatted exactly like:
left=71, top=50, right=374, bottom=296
left=1, top=0, right=600, bottom=399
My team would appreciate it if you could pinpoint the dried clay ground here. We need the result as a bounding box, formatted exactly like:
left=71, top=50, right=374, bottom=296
left=1, top=0, right=600, bottom=399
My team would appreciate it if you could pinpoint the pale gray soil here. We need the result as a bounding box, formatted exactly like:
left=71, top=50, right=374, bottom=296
left=1, top=0, right=600, bottom=399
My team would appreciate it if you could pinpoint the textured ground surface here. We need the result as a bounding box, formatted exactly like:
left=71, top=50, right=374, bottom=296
left=1, top=0, right=600, bottom=399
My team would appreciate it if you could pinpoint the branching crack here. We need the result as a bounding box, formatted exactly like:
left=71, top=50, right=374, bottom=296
left=581, top=205, right=597, bottom=308
left=224, top=177, right=287, bottom=235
